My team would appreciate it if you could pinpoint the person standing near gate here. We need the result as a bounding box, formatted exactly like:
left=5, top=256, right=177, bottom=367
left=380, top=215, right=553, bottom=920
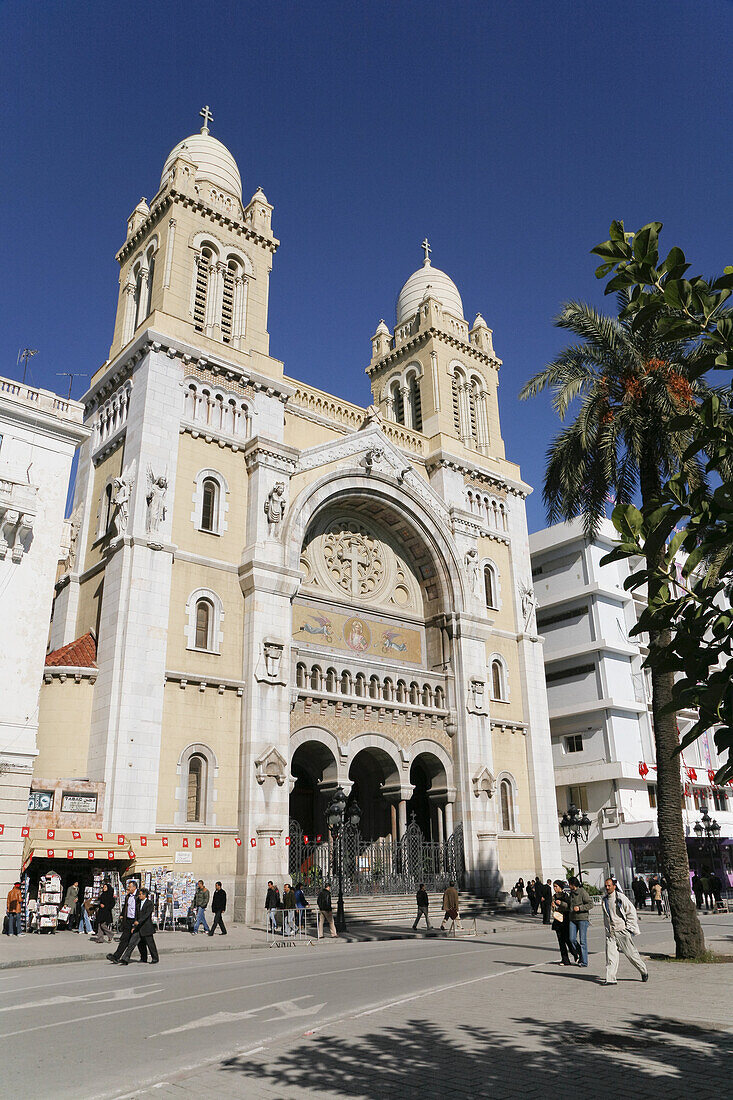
left=567, top=876, right=592, bottom=967
left=601, top=877, right=648, bottom=985
left=264, top=881, right=280, bottom=932
left=412, top=883, right=431, bottom=930
left=209, top=882, right=227, bottom=936
left=316, top=883, right=338, bottom=938
left=118, top=887, right=159, bottom=965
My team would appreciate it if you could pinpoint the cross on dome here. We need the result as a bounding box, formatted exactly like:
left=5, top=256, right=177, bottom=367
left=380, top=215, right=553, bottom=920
left=199, top=104, right=214, bottom=134
left=421, top=238, right=432, bottom=266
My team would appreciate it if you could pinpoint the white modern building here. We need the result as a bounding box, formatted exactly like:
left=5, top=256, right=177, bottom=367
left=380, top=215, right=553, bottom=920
left=0, top=377, right=90, bottom=899
left=529, top=518, right=733, bottom=890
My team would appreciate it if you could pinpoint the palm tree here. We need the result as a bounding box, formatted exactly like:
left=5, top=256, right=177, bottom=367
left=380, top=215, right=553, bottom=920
left=520, top=295, right=708, bottom=957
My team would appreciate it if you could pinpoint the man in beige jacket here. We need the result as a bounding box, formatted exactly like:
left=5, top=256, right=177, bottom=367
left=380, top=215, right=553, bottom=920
left=440, top=881, right=462, bottom=931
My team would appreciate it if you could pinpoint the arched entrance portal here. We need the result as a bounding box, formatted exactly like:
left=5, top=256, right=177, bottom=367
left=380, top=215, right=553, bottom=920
left=289, top=740, right=338, bottom=838
left=348, top=747, right=399, bottom=842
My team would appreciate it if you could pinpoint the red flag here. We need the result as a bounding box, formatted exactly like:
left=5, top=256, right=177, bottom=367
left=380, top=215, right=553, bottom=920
left=686, top=767, right=697, bottom=781
left=47, top=849, right=54, bottom=857
left=162, top=837, right=168, bottom=847
left=285, top=837, right=291, bottom=846
left=638, top=762, right=649, bottom=778
left=0, top=824, right=4, bottom=835
left=316, top=834, right=322, bottom=844
left=72, top=830, right=81, bottom=840
left=88, top=850, right=94, bottom=859
left=182, top=837, right=189, bottom=848
left=140, top=836, right=147, bottom=846
left=21, top=826, right=29, bottom=838
left=213, top=838, right=220, bottom=848
left=269, top=837, right=275, bottom=846
left=128, top=850, right=135, bottom=859
left=195, top=838, right=201, bottom=848
left=67, top=849, right=74, bottom=859
left=107, top=851, right=114, bottom=860
left=303, top=835, right=309, bottom=844
left=117, top=834, right=125, bottom=845
left=96, top=833, right=103, bottom=841
left=47, top=829, right=55, bottom=840
left=708, top=769, right=716, bottom=783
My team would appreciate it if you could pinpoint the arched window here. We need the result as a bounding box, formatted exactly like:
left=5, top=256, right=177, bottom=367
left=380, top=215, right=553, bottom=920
left=491, top=658, right=507, bottom=701
left=310, top=665, right=322, bottom=691
left=484, top=563, right=498, bottom=609
left=407, top=373, right=423, bottom=431
left=186, top=588, right=223, bottom=653
left=193, top=469, right=228, bottom=535
left=369, top=675, right=381, bottom=700
left=221, top=260, right=238, bottom=343
left=100, top=483, right=114, bottom=536
left=355, top=673, right=367, bottom=698
left=340, top=670, right=352, bottom=695
left=452, top=373, right=462, bottom=437
left=145, top=253, right=155, bottom=318
left=391, top=380, right=404, bottom=424
left=326, top=668, right=338, bottom=693
left=296, top=663, right=307, bottom=689
left=434, top=686, right=445, bottom=709
left=200, top=478, right=218, bottom=532
left=500, top=778, right=515, bottom=832
left=193, top=247, right=214, bottom=332
left=383, top=678, right=394, bottom=701
left=195, top=599, right=212, bottom=649
left=187, top=753, right=206, bottom=822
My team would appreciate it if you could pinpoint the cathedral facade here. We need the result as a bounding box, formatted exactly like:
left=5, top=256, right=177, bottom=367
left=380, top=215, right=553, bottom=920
left=41, top=117, right=561, bottom=921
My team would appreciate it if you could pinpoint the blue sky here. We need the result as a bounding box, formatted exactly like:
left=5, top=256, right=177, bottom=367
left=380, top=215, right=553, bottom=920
left=2, top=1, right=731, bottom=531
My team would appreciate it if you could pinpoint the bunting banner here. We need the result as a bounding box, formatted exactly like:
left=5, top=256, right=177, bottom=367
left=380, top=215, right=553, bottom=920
left=21, top=826, right=29, bottom=837
left=107, top=851, right=115, bottom=860
left=638, top=762, right=649, bottom=778
left=162, top=837, right=168, bottom=847
left=316, top=834, right=322, bottom=844
left=117, top=834, right=125, bottom=845
left=213, top=838, right=220, bottom=848
left=269, top=837, right=275, bottom=846
left=195, top=838, right=201, bottom=848
left=182, top=838, right=189, bottom=848
left=47, top=829, right=55, bottom=840
left=285, top=836, right=290, bottom=846
left=708, top=769, right=716, bottom=783
left=686, top=767, right=697, bottom=781
left=47, top=849, right=54, bottom=858
left=72, top=831, right=81, bottom=840
left=95, top=833, right=103, bottom=841
left=140, top=836, right=147, bottom=846
left=128, top=850, right=135, bottom=859
left=0, top=824, right=3, bottom=835
left=67, top=850, right=74, bottom=859
left=88, top=850, right=94, bottom=859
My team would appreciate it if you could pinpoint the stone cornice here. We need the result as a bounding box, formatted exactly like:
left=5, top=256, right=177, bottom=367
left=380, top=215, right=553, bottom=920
left=243, top=435, right=300, bottom=473
left=426, top=454, right=530, bottom=498
left=115, top=190, right=279, bottom=266
left=164, top=670, right=246, bottom=694
left=43, top=666, right=97, bottom=684
left=85, top=329, right=294, bottom=411
left=366, top=327, right=501, bottom=378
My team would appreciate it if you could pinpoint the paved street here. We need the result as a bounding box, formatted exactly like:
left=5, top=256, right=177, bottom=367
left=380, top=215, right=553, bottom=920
left=2, top=913, right=730, bottom=1100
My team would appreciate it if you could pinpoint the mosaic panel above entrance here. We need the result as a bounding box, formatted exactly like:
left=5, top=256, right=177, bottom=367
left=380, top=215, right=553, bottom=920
left=293, top=603, right=423, bottom=665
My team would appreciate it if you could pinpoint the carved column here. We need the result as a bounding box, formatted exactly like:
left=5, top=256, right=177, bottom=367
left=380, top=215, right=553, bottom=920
left=122, top=279, right=137, bottom=344
left=445, top=800, right=454, bottom=839
left=400, top=385, right=413, bottom=429
left=398, top=799, right=407, bottom=839
left=135, top=267, right=150, bottom=328
left=163, top=218, right=177, bottom=288
left=232, top=275, right=248, bottom=349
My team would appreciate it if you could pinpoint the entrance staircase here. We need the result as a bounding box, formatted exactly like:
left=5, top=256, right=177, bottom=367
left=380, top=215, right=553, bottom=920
left=342, top=890, right=499, bottom=925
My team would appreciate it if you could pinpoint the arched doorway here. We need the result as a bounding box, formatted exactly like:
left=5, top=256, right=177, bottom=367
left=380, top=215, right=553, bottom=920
left=407, top=759, right=431, bottom=838
left=409, top=750, right=450, bottom=842
left=348, top=746, right=399, bottom=842
left=289, top=740, right=339, bottom=838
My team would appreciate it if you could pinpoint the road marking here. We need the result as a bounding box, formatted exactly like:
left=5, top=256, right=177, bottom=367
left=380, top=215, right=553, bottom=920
left=0, top=984, right=162, bottom=1014
left=0, top=946, right=489, bottom=1037
left=152, top=996, right=326, bottom=1036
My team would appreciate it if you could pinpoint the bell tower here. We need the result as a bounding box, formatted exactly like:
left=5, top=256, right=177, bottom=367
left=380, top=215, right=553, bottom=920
left=107, top=107, right=280, bottom=380
left=366, top=241, right=504, bottom=461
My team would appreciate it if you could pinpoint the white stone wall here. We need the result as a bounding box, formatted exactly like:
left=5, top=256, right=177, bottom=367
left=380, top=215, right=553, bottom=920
left=0, top=381, right=89, bottom=897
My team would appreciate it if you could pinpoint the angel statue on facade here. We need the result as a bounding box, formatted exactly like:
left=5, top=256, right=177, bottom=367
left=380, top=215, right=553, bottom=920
left=111, top=460, right=135, bottom=538
left=145, top=466, right=168, bottom=537
left=264, top=481, right=287, bottom=535
left=519, top=578, right=537, bottom=632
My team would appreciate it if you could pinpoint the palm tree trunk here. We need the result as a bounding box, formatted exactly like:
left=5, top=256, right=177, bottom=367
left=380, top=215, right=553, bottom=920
left=640, top=456, right=705, bottom=958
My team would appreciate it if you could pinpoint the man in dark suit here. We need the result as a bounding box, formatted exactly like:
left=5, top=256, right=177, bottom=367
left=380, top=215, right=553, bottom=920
left=108, top=879, right=147, bottom=963
left=209, top=881, right=227, bottom=936
left=118, top=887, right=159, bottom=964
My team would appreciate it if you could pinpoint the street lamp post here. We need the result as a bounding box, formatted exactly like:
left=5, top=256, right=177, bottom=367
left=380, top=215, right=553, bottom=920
left=325, top=785, right=361, bottom=933
left=560, top=802, right=592, bottom=881
left=693, top=803, right=722, bottom=873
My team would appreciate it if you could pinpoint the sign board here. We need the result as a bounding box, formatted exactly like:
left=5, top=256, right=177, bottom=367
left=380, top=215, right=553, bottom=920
left=61, top=792, right=98, bottom=814
left=28, top=790, right=54, bottom=811
left=174, top=851, right=193, bottom=864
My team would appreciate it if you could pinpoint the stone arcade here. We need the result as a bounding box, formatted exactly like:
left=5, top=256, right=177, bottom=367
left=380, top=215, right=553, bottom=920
left=38, top=115, right=562, bottom=921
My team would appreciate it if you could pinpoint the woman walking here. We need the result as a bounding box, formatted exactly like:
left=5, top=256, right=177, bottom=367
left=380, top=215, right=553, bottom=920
left=551, top=880, right=578, bottom=965
left=91, top=883, right=115, bottom=943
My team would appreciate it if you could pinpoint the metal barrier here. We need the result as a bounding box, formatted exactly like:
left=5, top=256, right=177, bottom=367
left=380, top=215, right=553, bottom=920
left=266, top=907, right=316, bottom=947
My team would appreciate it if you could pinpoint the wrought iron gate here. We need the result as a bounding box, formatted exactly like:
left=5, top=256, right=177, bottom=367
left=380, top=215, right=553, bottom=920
left=288, top=816, right=464, bottom=896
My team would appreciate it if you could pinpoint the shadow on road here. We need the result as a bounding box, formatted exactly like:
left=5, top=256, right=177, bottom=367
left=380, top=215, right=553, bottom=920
left=218, top=1013, right=732, bottom=1098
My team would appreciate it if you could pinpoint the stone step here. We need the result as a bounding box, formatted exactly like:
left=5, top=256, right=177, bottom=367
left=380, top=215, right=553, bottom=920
left=340, top=892, right=497, bottom=923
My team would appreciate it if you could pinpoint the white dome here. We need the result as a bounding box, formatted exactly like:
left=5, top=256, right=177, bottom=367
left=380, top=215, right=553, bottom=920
left=396, top=257, right=464, bottom=324
left=161, top=132, right=242, bottom=200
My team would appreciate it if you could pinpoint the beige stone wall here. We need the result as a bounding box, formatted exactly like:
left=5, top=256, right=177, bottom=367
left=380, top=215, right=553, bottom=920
left=156, top=682, right=242, bottom=828
left=36, top=679, right=95, bottom=777
left=492, top=724, right=532, bottom=831
left=477, top=537, right=516, bottom=633
left=83, top=447, right=125, bottom=568
left=487, top=638, right=524, bottom=724
left=165, top=558, right=244, bottom=679
left=171, top=433, right=248, bottom=561
left=497, top=836, right=536, bottom=877
left=291, top=703, right=452, bottom=755
left=284, top=410, right=345, bottom=451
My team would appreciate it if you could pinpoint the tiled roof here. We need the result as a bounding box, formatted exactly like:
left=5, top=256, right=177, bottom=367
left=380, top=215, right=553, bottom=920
left=45, top=632, right=97, bottom=668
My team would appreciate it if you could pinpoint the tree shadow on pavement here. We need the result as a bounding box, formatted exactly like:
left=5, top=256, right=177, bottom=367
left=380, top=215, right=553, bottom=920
left=219, top=1013, right=732, bottom=1099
